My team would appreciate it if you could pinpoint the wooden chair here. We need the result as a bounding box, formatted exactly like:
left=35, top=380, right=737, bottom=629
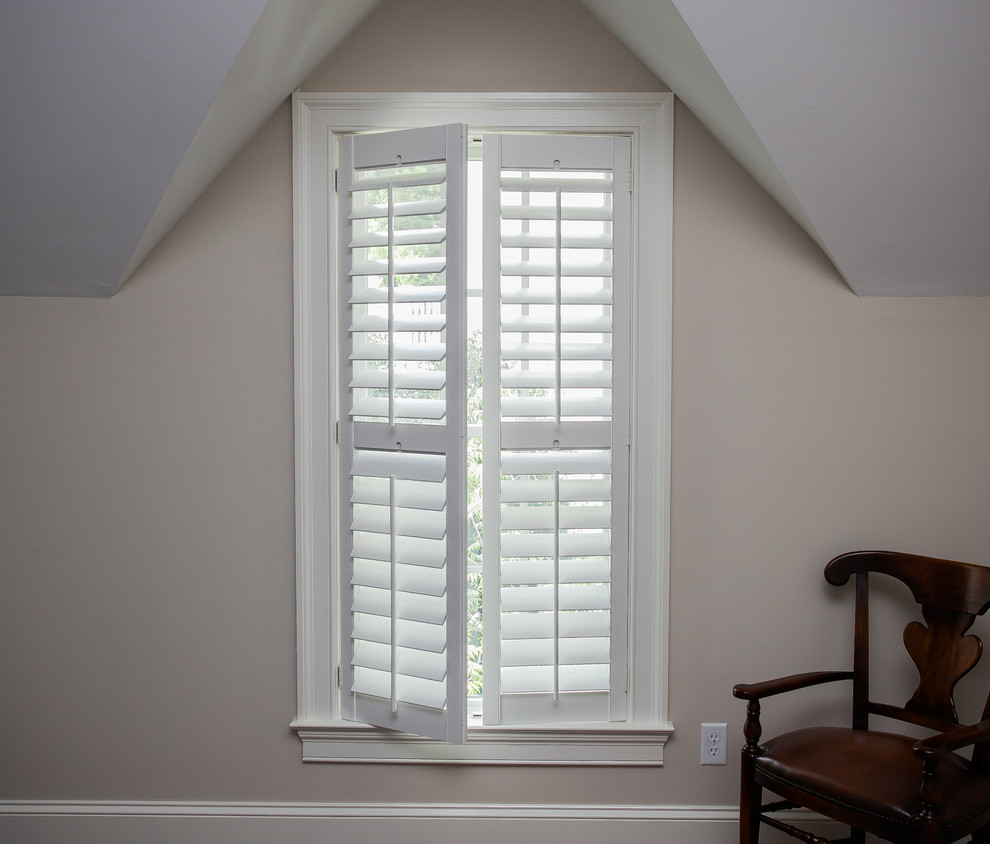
left=733, top=550, right=990, bottom=844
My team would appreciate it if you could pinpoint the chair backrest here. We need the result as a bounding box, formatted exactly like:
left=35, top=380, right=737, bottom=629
left=825, top=551, right=990, bottom=736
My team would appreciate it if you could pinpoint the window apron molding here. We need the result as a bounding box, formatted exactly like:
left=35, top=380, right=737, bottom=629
left=291, top=720, right=669, bottom=766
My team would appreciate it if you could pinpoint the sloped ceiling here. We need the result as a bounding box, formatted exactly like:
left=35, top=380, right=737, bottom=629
left=1, top=0, right=263, bottom=297
left=0, top=0, right=379, bottom=297
left=585, top=0, right=990, bottom=297
left=2, top=0, right=988, bottom=297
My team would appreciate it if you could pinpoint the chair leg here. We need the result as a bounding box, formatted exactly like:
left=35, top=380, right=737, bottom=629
left=739, top=754, right=763, bottom=844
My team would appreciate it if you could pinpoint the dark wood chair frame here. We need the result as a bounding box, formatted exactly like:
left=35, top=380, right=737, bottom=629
left=733, top=550, right=990, bottom=844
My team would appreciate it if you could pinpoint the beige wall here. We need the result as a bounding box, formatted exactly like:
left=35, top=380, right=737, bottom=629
left=3, top=0, right=990, bottom=826
left=300, top=0, right=667, bottom=93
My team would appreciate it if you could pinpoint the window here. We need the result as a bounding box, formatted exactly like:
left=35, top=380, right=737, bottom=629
left=292, top=94, right=672, bottom=765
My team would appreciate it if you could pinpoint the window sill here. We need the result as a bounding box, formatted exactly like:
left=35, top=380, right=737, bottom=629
left=290, top=720, right=673, bottom=766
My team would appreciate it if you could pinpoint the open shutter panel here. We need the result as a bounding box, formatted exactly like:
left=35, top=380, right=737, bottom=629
left=483, top=134, right=630, bottom=725
left=339, top=125, right=467, bottom=743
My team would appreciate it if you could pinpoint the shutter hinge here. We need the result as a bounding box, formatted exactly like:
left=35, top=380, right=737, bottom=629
left=335, top=420, right=340, bottom=444
left=628, top=168, right=634, bottom=192
left=334, top=169, right=339, bottom=193
left=337, top=664, right=342, bottom=689
left=625, top=668, right=630, bottom=693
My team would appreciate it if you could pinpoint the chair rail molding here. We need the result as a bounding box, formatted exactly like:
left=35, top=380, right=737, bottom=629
left=0, top=799, right=843, bottom=844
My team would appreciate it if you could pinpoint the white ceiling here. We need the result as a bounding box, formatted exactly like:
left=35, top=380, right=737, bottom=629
left=0, top=0, right=378, bottom=297
left=591, top=0, right=990, bottom=297
left=0, top=0, right=265, bottom=297
left=2, top=0, right=988, bottom=297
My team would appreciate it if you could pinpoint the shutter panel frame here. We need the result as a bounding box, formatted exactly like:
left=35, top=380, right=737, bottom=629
left=481, top=133, right=631, bottom=727
left=338, top=124, right=468, bottom=744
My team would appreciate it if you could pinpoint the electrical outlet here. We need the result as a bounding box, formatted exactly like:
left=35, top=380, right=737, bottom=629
left=700, top=722, right=728, bottom=765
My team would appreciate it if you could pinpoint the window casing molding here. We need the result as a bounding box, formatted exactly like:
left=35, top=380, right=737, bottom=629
left=292, top=93, right=673, bottom=765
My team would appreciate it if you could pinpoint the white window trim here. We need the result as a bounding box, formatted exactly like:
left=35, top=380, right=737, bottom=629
left=292, top=93, right=673, bottom=765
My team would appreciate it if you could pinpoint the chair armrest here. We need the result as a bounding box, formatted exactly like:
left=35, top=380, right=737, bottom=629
left=914, top=719, right=990, bottom=759
left=733, top=671, right=854, bottom=701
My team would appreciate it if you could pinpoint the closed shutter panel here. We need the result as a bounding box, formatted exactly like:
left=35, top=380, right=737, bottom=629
left=338, top=125, right=468, bottom=743
left=482, top=134, right=630, bottom=725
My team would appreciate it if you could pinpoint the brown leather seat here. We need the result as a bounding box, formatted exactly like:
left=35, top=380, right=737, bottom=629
left=734, top=551, right=990, bottom=844
left=757, top=727, right=990, bottom=841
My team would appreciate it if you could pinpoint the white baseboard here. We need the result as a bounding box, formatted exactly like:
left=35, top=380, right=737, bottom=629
left=0, top=800, right=842, bottom=844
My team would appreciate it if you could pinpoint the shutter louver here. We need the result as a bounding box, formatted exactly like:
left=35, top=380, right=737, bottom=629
left=483, top=134, right=630, bottom=725
left=339, top=125, right=467, bottom=743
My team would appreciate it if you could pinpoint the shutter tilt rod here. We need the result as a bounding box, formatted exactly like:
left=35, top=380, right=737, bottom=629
left=389, top=474, right=398, bottom=713
left=553, top=469, right=560, bottom=702
left=553, top=188, right=562, bottom=701
left=554, top=186, right=562, bottom=426
left=387, top=182, right=395, bottom=429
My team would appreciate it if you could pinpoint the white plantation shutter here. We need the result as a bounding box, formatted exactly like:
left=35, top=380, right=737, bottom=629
left=338, top=125, right=467, bottom=743
left=482, top=134, right=631, bottom=725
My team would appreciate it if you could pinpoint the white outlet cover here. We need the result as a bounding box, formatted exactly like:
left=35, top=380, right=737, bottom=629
left=700, top=722, right=728, bottom=765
